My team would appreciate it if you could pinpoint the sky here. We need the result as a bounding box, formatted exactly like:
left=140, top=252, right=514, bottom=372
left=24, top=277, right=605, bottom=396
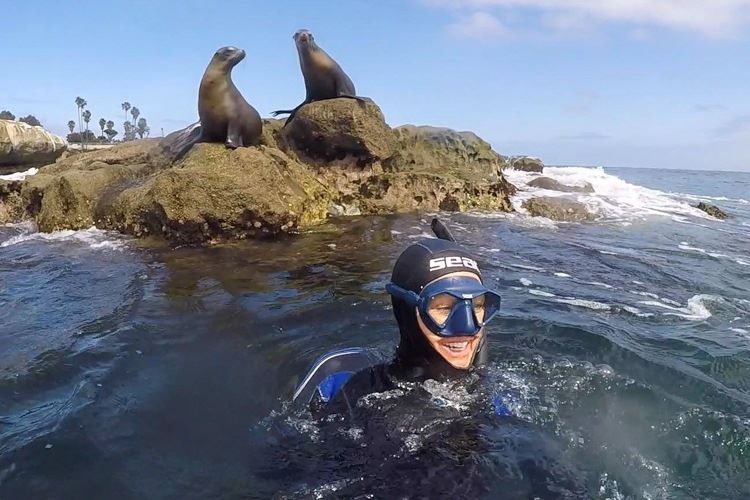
left=3, top=0, right=750, bottom=171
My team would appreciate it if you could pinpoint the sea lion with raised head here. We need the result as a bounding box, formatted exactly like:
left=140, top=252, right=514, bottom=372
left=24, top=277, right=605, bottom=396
left=198, top=46, right=262, bottom=148
left=272, top=30, right=364, bottom=124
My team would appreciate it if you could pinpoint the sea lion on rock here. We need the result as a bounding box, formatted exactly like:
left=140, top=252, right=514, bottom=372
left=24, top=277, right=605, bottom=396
left=272, top=30, right=365, bottom=125
left=199, top=46, right=262, bottom=149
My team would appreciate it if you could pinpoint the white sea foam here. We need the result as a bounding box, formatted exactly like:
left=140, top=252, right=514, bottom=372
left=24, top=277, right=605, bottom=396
left=585, top=281, right=614, bottom=289
left=678, top=242, right=728, bottom=259
left=529, top=289, right=556, bottom=297
left=638, top=294, right=720, bottom=321
left=511, top=263, right=546, bottom=272
left=519, top=278, right=532, bottom=286
left=622, top=306, right=655, bottom=318
left=675, top=192, right=750, bottom=205
left=679, top=242, right=749, bottom=266
left=504, top=166, right=714, bottom=224
left=629, top=290, right=660, bottom=300
left=0, top=167, right=38, bottom=181
left=730, top=328, right=749, bottom=335
left=554, top=272, right=571, bottom=278
left=0, top=226, right=126, bottom=251
left=555, top=297, right=611, bottom=311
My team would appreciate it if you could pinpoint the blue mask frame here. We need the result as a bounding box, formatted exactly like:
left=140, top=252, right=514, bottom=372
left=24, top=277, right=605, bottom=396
left=386, top=276, right=502, bottom=337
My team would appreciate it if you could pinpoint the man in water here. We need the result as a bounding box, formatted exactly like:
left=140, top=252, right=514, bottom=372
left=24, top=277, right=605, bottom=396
left=286, top=231, right=587, bottom=498
left=296, top=234, right=502, bottom=410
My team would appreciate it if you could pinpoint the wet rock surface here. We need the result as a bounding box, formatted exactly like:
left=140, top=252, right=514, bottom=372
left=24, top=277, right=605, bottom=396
left=522, top=196, right=595, bottom=222
left=3, top=99, right=516, bottom=244
left=695, top=202, right=728, bottom=219
left=528, top=176, right=594, bottom=193
left=508, top=156, right=544, bottom=173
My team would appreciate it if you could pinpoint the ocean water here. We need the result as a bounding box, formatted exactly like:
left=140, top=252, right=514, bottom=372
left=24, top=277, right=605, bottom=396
left=1, top=166, right=749, bottom=498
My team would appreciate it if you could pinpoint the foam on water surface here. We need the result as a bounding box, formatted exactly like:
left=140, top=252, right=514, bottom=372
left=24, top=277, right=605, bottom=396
left=0, top=167, right=38, bottom=181
left=504, top=166, right=716, bottom=224
left=0, top=226, right=126, bottom=251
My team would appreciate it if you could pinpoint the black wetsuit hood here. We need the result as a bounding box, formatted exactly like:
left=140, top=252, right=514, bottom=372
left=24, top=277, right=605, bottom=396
left=390, top=238, right=489, bottom=381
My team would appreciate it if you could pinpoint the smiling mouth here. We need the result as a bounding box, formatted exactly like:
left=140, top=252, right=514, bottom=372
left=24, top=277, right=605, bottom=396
left=439, top=338, right=475, bottom=357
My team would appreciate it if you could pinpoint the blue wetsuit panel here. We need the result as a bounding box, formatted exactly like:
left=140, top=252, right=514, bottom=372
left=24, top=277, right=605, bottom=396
left=317, top=371, right=356, bottom=402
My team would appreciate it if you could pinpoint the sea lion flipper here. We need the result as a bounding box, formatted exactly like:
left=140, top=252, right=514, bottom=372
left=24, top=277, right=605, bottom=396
left=280, top=103, right=306, bottom=129
left=340, top=94, right=368, bottom=107
left=225, top=122, right=242, bottom=149
left=271, top=109, right=294, bottom=117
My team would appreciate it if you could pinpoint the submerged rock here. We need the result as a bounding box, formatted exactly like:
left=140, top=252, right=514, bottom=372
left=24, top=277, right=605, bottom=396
left=528, top=176, right=594, bottom=193
left=10, top=99, right=516, bottom=244
left=522, top=196, right=595, bottom=222
left=0, top=120, right=67, bottom=168
left=508, top=156, right=544, bottom=173
left=695, top=202, right=728, bottom=219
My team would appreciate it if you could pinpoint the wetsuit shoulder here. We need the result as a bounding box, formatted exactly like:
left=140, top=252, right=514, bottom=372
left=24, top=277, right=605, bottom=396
left=319, top=363, right=394, bottom=413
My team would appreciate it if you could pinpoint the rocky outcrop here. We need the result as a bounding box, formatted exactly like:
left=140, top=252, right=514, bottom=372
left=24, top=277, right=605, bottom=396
left=695, top=202, right=728, bottom=220
left=5, top=99, right=516, bottom=244
left=508, top=156, right=544, bottom=173
left=0, top=180, right=24, bottom=224
left=282, top=99, right=395, bottom=165
left=522, top=196, right=595, bottom=222
left=528, top=176, right=594, bottom=193
left=0, top=120, right=67, bottom=168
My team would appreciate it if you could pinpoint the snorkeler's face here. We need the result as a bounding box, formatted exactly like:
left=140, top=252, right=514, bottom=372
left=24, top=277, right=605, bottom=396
left=415, top=271, right=485, bottom=370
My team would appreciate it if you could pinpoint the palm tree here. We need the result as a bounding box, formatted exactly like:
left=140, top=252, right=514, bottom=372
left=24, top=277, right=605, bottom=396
left=82, top=110, right=92, bottom=145
left=98, top=118, right=106, bottom=139
left=131, top=106, right=140, bottom=127
left=105, top=120, right=116, bottom=142
left=75, top=97, right=86, bottom=144
left=67, top=120, right=76, bottom=134
left=121, top=102, right=131, bottom=126
left=123, top=121, right=133, bottom=141
left=136, top=117, right=150, bottom=139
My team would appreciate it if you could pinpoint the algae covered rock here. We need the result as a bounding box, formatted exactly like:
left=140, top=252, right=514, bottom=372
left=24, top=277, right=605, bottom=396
left=522, top=196, right=595, bottom=222
left=509, top=156, right=544, bottom=173
left=20, top=140, right=169, bottom=232
left=0, top=180, right=25, bottom=224
left=386, top=125, right=508, bottom=182
left=11, top=98, right=518, bottom=244
left=0, top=120, right=68, bottom=168
left=357, top=171, right=513, bottom=214
left=695, top=202, right=728, bottom=220
left=108, top=143, right=330, bottom=244
left=282, top=98, right=395, bottom=164
left=528, top=176, right=594, bottom=193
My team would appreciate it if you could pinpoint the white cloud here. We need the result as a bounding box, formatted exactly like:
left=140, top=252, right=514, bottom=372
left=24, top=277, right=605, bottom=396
left=448, top=11, right=509, bottom=38
left=426, top=0, right=750, bottom=37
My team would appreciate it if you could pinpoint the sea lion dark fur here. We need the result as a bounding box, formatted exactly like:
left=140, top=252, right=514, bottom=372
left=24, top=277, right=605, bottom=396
left=199, top=46, right=262, bottom=148
left=272, top=30, right=365, bottom=125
